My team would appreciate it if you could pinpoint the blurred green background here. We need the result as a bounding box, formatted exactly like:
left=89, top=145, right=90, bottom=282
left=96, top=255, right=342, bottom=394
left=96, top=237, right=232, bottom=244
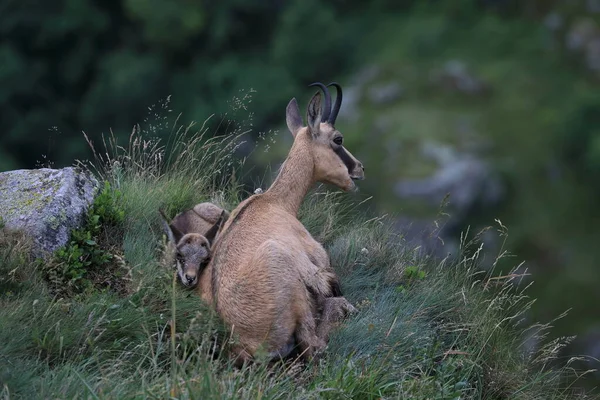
left=2, top=0, right=600, bottom=389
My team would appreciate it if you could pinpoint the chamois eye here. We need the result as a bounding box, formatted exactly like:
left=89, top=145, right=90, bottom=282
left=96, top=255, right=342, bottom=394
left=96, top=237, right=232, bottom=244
left=333, top=136, right=343, bottom=146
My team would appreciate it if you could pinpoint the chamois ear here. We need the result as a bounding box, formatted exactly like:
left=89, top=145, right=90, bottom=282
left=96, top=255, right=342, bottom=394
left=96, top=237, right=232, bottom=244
left=286, top=98, right=303, bottom=137
left=306, top=91, right=322, bottom=136
left=204, top=210, right=227, bottom=246
left=159, top=209, right=183, bottom=244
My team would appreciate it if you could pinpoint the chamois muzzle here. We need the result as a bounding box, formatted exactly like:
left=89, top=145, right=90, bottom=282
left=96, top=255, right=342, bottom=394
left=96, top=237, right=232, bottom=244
left=350, top=156, right=365, bottom=178
left=179, top=266, right=198, bottom=287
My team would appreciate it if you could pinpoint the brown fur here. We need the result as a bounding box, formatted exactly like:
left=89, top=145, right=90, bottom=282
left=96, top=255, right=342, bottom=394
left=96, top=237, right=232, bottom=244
left=160, top=203, right=228, bottom=287
left=203, top=83, right=364, bottom=365
left=167, top=202, right=230, bottom=243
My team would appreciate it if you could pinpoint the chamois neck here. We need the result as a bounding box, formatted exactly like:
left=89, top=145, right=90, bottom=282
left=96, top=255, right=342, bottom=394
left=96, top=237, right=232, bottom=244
left=264, top=134, right=314, bottom=215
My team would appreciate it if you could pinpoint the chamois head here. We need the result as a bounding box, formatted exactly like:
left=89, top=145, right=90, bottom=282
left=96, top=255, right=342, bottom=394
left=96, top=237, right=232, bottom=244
left=160, top=209, right=227, bottom=288
left=286, top=82, right=365, bottom=192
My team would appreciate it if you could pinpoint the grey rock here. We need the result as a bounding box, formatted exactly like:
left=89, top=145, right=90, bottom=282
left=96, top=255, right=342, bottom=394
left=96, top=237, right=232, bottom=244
left=394, top=141, right=504, bottom=222
left=455, top=117, right=493, bottom=154
left=393, top=215, right=458, bottom=260
left=421, top=140, right=457, bottom=166
left=431, top=60, right=490, bottom=96
left=576, top=326, right=600, bottom=380
left=0, top=167, right=100, bottom=257
left=337, top=85, right=361, bottom=122
left=372, top=116, right=393, bottom=136
left=565, top=18, right=598, bottom=52
left=586, top=37, right=600, bottom=71
left=384, top=137, right=402, bottom=171
left=544, top=12, right=563, bottom=32
left=350, top=65, right=381, bottom=87
left=546, top=160, right=563, bottom=183
left=476, top=228, right=502, bottom=270
left=396, top=157, right=503, bottom=212
left=564, top=18, right=600, bottom=73
left=337, top=65, right=381, bottom=122
left=367, top=82, right=403, bottom=105
left=588, top=0, right=600, bottom=13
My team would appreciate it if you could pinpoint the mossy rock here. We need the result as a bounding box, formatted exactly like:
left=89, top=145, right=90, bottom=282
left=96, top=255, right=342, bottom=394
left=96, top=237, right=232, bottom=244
left=0, top=167, right=99, bottom=256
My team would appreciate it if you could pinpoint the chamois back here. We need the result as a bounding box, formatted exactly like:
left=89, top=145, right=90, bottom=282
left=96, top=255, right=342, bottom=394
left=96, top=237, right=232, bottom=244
left=168, top=202, right=230, bottom=243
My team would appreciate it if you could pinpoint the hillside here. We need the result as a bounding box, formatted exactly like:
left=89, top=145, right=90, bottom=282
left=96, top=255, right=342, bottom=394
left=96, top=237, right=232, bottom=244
left=0, top=116, right=594, bottom=399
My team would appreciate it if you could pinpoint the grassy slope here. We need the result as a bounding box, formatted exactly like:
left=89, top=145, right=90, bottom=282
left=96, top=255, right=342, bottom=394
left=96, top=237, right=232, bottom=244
left=0, top=103, right=595, bottom=399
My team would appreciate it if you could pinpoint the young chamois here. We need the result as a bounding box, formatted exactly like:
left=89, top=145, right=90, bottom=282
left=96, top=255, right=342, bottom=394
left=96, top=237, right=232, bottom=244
left=206, top=82, right=365, bottom=364
left=160, top=202, right=229, bottom=287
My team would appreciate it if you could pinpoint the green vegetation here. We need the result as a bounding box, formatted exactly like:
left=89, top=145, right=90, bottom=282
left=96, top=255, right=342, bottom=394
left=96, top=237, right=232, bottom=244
left=41, top=181, right=126, bottom=297
left=3, top=0, right=600, bottom=394
left=4, top=1, right=600, bottom=382
left=0, top=0, right=368, bottom=169
left=0, top=108, right=595, bottom=399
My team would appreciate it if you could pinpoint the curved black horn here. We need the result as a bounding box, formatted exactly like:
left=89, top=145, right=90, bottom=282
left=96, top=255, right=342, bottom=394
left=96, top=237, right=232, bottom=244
left=327, top=82, right=343, bottom=125
left=308, top=82, right=332, bottom=122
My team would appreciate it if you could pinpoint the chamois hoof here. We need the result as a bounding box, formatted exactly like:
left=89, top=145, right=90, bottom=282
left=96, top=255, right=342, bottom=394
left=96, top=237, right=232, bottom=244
left=344, top=302, right=358, bottom=316
left=335, top=296, right=358, bottom=318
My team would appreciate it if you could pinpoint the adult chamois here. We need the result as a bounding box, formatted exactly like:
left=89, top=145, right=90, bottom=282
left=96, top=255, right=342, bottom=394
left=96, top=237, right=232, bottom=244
left=206, top=82, right=365, bottom=365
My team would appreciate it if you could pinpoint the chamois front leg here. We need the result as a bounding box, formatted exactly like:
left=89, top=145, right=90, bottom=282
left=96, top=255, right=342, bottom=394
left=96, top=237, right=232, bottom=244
left=315, top=296, right=357, bottom=342
left=231, top=346, right=254, bottom=369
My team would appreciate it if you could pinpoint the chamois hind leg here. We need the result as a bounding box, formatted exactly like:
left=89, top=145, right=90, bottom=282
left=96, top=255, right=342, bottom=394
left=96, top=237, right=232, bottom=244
left=316, top=296, right=358, bottom=342
left=231, top=346, right=253, bottom=369
left=293, top=285, right=327, bottom=361
left=227, top=239, right=320, bottom=364
left=294, top=313, right=326, bottom=361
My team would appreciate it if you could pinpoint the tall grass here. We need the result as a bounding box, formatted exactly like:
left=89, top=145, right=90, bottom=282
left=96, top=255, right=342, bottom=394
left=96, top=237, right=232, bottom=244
left=0, top=96, right=596, bottom=399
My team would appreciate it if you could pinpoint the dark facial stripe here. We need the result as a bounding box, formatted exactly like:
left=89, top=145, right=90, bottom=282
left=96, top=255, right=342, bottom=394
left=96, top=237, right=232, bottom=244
left=333, top=146, right=357, bottom=175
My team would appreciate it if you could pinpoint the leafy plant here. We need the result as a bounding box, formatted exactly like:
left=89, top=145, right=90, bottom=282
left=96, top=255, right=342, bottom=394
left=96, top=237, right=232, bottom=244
left=404, top=264, right=428, bottom=281
left=42, top=180, right=125, bottom=296
left=396, top=264, right=428, bottom=295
